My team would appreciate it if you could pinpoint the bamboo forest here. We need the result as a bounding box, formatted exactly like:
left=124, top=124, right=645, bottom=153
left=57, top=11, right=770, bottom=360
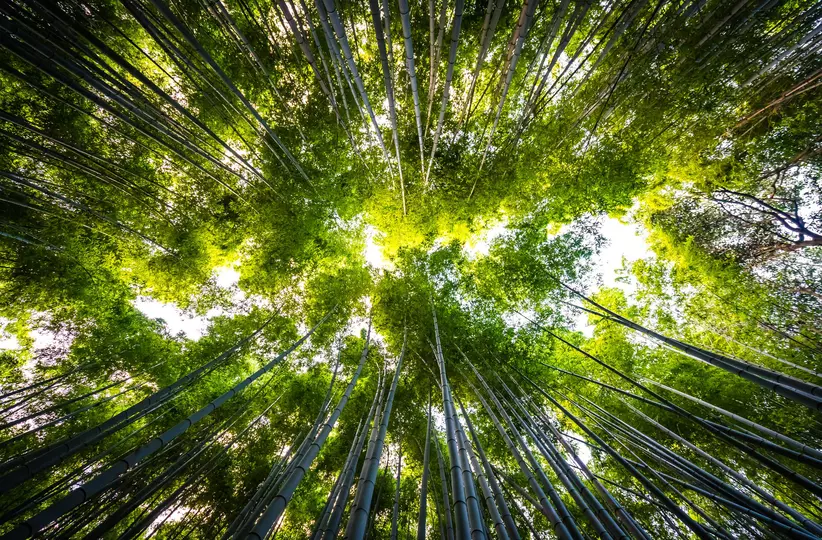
left=1, top=0, right=822, bottom=537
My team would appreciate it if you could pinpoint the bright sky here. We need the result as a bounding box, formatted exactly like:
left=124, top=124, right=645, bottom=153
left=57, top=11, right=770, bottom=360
left=132, top=297, right=214, bottom=340
left=133, top=265, right=242, bottom=340
left=574, top=216, right=652, bottom=336
left=0, top=317, right=74, bottom=352
left=596, top=217, right=652, bottom=291
left=463, top=217, right=509, bottom=259
left=362, top=224, right=393, bottom=271
left=0, top=322, right=20, bottom=351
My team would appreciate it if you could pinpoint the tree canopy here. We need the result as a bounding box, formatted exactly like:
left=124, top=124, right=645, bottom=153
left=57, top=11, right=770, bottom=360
left=0, top=0, right=820, bottom=537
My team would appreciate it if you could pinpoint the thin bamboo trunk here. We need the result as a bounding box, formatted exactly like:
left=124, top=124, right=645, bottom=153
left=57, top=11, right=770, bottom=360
left=457, top=0, right=504, bottom=134
left=398, top=0, right=425, bottom=174
left=503, top=385, right=622, bottom=539
left=424, top=0, right=464, bottom=186
left=430, top=306, right=473, bottom=539
left=456, top=398, right=510, bottom=540
left=0, top=315, right=277, bottom=492
left=520, top=392, right=650, bottom=540
left=246, top=322, right=372, bottom=538
left=562, top=290, right=822, bottom=410
left=344, top=329, right=406, bottom=539
left=453, top=399, right=488, bottom=540
left=278, top=0, right=348, bottom=132
left=417, top=393, right=432, bottom=540
left=390, top=443, right=402, bottom=540
left=425, top=0, right=448, bottom=134
left=461, top=356, right=581, bottom=540
left=647, top=379, right=822, bottom=461
left=322, top=370, right=385, bottom=540
left=322, top=0, right=393, bottom=164
left=524, top=310, right=822, bottom=481
left=434, top=434, right=455, bottom=540
left=312, top=419, right=364, bottom=539
left=143, top=0, right=308, bottom=181
left=461, top=398, right=520, bottom=540
left=516, top=370, right=728, bottom=540
left=477, top=0, right=539, bottom=176
left=369, top=0, right=406, bottom=213
left=580, top=390, right=822, bottom=537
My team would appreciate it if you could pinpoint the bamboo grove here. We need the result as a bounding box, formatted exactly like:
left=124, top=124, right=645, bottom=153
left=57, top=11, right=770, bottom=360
left=0, top=0, right=820, bottom=537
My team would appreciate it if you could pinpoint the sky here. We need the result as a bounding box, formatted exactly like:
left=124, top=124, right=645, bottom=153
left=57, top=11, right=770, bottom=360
left=363, top=224, right=393, bottom=270
left=359, top=214, right=652, bottom=336
left=574, top=216, right=652, bottom=336
left=132, top=265, right=242, bottom=340
left=595, top=216, right=653, bottom=291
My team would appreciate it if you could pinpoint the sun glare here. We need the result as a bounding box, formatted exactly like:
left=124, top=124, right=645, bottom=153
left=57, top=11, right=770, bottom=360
left=363, top=225, right=393, bottom=271
left=463, top=218, right=509, bottom=258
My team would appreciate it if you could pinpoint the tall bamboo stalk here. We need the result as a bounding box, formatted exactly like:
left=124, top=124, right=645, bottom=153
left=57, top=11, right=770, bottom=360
left=430, top=306, right=473, bottom=539
left=0, top=314, right=278, bottom=492
left=456, top=397, right=511, bottom=540
left=398, top=0, right=425, bottom=174
left=321, top=0, right=393, bottom=165
left=246, top=321, right=372, bottom=538
left=417, top=392, right=432, bottom=540
left=461, top=396, right=520, bottom=540
left=424, top=0, right=464, bottom=186
left=322, top=369, right=386, bottom=540
left=312, top=419, right=364, bottom=539
left=434, top=433, right=455, bottom=540
left=461, top=353, right=581, bottom=540
left=390, top=442, right=403, bottom=540
left=370, top=0, right=406, bottom=213
left=344, top=329, right=406, bottom=539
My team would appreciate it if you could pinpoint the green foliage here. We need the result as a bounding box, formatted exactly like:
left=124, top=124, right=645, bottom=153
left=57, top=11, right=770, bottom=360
left=0, top=0, right=820, bottom=537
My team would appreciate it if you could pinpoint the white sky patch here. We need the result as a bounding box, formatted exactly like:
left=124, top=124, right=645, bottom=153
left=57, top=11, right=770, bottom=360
left=363, top=225, right=394, bottom=271
left=133, top=296, right=216, bottom=340
left=0, top=317, right=77, bottom=381
left=563, top=430, right=593, bottom=466
left=0, top=335, right=20, bottom=350
left=464, top=217, right=509, bottom=259
left=214, top=265, right=241, bottom=288
left=132, top=265, right=247, bottom=340
left=596, top=217, right=652, bottom=291
left=0, top=318, right=21, bottom=351
left=504, top=309, right=534, bottom=330
left=145, top=504, right=189, bottom=537
left=29, top=328, right=68, bottom=351
left=574, top=216, right=652, bottom=337
left=348, top=308, right=391, bottom=358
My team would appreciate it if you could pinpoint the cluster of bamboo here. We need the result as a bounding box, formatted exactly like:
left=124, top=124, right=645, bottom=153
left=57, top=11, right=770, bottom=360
left=0, top=283, right=820, bottom=538
left=0, top=0, right=820, bottom=536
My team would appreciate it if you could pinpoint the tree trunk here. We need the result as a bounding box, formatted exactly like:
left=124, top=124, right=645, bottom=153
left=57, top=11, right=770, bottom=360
left=0, top=315, right=277, bottom=492
left=430, top=306, right=473, bottom=539
left=417, top=392, right=432, bottom=540
left=456, top=397, right=511, bottom=540
left=246, top=322, right=373, bottom=538
left=344, top=329, right=406, bottom=539
left=434, top=434, right=455, bottom=540
left=424, top=0, right=464, bottom=186
left=398, top=0, right=425, bottom=174
left=322, top=369, right=385, bottom=540
left=390, top=443, right=402, bottom=540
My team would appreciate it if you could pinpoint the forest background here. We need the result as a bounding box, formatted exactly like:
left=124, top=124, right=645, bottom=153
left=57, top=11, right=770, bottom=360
left=0, top=0, right=820, bottom=537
